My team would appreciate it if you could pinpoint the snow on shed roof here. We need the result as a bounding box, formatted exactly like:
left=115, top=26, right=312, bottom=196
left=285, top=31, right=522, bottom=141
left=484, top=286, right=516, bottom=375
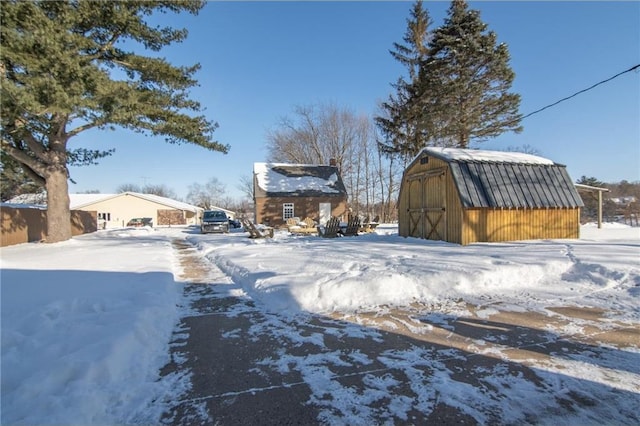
left=254, top=162, right=347, bottom=197
left=411, top=148, right=583, bottom=209
left=418, top=147, right=555, bottom=165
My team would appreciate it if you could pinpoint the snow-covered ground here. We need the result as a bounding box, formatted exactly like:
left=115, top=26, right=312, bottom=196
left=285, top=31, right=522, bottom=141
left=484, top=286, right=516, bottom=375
left=198, top=222, right=639, bottom=320
left=1, top=223, right=638, bottom=425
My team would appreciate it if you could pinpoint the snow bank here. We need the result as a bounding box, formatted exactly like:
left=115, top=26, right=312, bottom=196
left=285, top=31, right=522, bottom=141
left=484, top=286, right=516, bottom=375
left=0, top=228, right=183, bottom=425
left=191, top=223, right=640, bottom=321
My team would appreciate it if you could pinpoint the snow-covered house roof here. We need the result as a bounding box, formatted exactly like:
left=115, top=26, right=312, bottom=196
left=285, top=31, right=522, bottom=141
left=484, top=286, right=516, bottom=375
left=413, top=147, right=584, bottom=209
left=69, top=192, right=203, bottom=213
left=5, top=192, right=203, bottom=213
left=253, top=162, right=347, bottom=198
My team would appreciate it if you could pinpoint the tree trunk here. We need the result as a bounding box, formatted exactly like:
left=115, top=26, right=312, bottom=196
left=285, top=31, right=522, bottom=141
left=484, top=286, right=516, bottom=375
left=45, top=166, right=72, bottom=243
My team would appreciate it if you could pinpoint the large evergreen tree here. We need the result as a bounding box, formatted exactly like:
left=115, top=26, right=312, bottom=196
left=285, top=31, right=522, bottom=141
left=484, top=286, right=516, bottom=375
left=1, top=0, right=227, bottom=242
left=421, top=0, right=522, bottom=148
left=378, top=0, right=522, bottom=158
left=375, top=1, right=432, bottom=159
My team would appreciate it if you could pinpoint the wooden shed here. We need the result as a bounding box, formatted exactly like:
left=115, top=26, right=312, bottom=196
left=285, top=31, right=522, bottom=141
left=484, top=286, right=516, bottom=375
left=398, top=147, right=584, bottom=245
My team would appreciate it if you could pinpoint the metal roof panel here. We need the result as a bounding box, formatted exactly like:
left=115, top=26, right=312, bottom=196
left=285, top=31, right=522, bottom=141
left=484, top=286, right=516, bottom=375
left=447, top=162, right=582, bottom=209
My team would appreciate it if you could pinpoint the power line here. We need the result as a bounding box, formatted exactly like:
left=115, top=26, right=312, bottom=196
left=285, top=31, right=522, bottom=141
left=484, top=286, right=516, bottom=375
left=521, top=63, right=640, bottom=121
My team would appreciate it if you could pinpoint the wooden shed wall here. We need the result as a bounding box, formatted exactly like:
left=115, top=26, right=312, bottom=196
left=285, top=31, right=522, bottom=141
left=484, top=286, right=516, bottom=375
left=462, top=208, right=580, bottom=245
left=446, top=172, right=464, bottom=244
left=398, top=157, right=465, bottom=244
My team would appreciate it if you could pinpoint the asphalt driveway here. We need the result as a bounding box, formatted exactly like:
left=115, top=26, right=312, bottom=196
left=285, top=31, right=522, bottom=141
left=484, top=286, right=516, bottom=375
left=160, top=239, right=639, bottom=425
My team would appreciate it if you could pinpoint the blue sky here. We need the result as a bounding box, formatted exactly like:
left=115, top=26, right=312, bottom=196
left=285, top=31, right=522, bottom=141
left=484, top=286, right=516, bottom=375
left=67, top=1, right=640, bottom=200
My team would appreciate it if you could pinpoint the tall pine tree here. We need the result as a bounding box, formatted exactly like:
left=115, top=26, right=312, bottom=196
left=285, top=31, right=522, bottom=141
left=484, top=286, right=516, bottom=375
left=421, top=0, right=522, bottom=148
left=378, top=0, right=523, bottom=158
left=1, top=1, right=227, bottom=243
left=375, top=1, right=432, bottom=159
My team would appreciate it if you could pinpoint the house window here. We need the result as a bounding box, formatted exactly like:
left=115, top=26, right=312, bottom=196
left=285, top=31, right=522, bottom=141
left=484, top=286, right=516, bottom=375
left=98, top=212, right=111, bottom=221
left=283, top=203, right=294, bottom=219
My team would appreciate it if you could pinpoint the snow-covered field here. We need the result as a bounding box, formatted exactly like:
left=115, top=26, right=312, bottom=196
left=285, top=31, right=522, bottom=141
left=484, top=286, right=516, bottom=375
left=1, top=223, right=638, bottom=425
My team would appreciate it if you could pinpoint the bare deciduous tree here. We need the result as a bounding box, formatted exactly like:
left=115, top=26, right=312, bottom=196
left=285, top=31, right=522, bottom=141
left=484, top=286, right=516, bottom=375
left=116, top=183, right=142, bottom=193
left=266, top=102, right=402, bottom=222
left=266, top=102, right=363, bottom=174
left=186, top=177, right=230, bottom=209
left=504, top=144, right=540, bottom=155
left=237, top=174, right=254, bottom=201
left=142, top=184, right=178, bottom=200
left=267, top=103, right=369, bottom=210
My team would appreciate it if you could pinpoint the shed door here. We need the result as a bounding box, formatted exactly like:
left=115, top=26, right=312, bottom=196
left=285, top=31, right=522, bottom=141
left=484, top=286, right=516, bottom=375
left=407, top=168, right=446, bottom=240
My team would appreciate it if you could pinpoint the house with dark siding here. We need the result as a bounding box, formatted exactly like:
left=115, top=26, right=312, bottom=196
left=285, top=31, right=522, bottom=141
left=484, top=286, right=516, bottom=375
left=253, top=162, right=348, bottom=227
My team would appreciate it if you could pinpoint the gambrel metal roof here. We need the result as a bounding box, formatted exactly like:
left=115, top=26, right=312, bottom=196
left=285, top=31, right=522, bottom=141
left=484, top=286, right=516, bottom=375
left=417, top=148, right=584, bottom=209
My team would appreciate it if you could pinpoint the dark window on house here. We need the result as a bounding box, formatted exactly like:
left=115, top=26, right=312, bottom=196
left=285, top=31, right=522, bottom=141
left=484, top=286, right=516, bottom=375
left=283, top=203, right=294, bottom=219
left=98, top=212, right=111, bottom=221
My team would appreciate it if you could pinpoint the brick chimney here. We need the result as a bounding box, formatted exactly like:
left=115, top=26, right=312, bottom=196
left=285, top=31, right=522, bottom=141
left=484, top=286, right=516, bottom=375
left=329, top=158, right=336, bottom=167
